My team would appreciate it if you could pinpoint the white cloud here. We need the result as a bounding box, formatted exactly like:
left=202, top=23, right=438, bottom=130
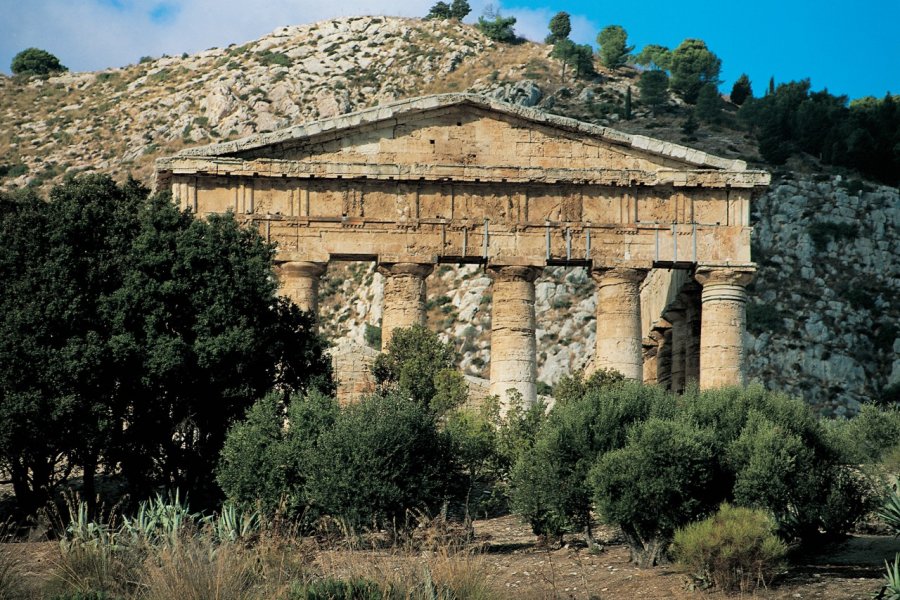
left=0, top=0, right=597, bottom=74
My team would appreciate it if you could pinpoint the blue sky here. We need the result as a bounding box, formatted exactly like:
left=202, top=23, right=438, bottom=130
left=1, top=0, right=897, bottom=100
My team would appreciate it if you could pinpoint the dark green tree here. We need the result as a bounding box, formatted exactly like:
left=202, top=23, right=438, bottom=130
left=730, top=73, right=752, bottom=105
left=476, top=14, right=517, bottom=42
left=450, top=0, right=471, bottom=20
left=624, top=86, right=632, bottom=120
left=371, top=324, right=461, bottom=413
left=596, top=25, right=633, bottom=69
left=550, top=39, right=595, bottom=80
left=695, top=83, right=723, bottom=122
left=669, top=39, right=721, bottom=103
left=638, top=69, right=669, bottom=112
left=545, top=11, right=572, bottom=44
left=634, top=44, right=671, bottom=71
left=0, top=174, right=333, bottom=514
left=10, top=48, right=67, bottom=76
left=425, top=1, right=452, bottom=19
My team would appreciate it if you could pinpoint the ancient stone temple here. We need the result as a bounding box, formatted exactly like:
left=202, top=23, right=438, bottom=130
left=156, top=94, right=769, bottom=407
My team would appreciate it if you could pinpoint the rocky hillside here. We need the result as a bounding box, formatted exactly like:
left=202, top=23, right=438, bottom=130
left=1, top=16, right=897, bottom=412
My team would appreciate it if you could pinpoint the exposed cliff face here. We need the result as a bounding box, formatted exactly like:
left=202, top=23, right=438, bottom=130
left=2, top=16, right=896, bottom=412
left=747, top=175, right=900, bottom=414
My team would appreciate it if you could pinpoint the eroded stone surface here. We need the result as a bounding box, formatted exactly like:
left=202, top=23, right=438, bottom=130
left=591, top=268, right=647, bottom=380
left=378, top=262, right=434, bottom=351
left=489, top=265, right=540, bottom=410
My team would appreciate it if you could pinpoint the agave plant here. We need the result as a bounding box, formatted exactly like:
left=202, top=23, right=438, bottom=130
left=207, top=502, right=261, bottom=544
left=62, top=500, right=119, bottom=551
left=121, top=490, right=199, bottom=548
left=876, top=553, right=900, bottom=600
left=879, top=488, right=900, bottom=536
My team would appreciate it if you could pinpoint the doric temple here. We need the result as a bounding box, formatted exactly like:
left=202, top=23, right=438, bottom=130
left=156, top=94, right=770, bottom=406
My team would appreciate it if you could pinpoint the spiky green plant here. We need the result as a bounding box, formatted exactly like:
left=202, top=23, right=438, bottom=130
left=206, top=503, right=261, bottom=544
left=121, top=490, right=199, bottom=548
left=876, top=553, right=900, bottom=600
left=879, top=488, right=900, bottom=535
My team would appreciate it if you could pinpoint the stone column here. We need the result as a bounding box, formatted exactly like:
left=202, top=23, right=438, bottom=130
left=489, top=265, right=541, bottom=410
left=695, top=266, right=756, bottom=389
left=680, top=282, right=702, bottom=387
left=277, top=261, right=327, bottom=314
left=377, top=262, right=434, bottom=351
left=591, top=267, right=648, bottom=381
left=656, top=327, right=673, bottom=390
left=664, top=301, right=687, bottom=393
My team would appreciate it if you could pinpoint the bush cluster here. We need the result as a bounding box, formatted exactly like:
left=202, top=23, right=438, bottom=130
left=509, top=381, right=875, bottom=567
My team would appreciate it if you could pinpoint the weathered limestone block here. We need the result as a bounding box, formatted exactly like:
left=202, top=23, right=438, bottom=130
left=695, top=266, right=756, bottom=389
left=377, top=262, right=434, bottom=351
left=489, top=265, right=541, bottom=410
left=277, top=261, right=327, bottom=314
left=331, top=339, right=378, bottom=405
left=591, top=267, right=648, bottom=381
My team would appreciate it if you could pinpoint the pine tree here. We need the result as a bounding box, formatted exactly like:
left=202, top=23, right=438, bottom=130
left=730, top=74, right=752, bottom=105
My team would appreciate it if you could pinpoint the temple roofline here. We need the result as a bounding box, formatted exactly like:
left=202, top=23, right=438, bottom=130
left=164, top=93, right=762, bottom=174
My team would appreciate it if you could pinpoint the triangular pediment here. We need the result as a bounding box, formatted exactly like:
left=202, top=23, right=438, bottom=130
left=170, top=94, right=749, bottom=174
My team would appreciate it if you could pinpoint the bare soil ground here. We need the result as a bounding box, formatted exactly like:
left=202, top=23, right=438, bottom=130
left=6, top=513, right=897, bottom=599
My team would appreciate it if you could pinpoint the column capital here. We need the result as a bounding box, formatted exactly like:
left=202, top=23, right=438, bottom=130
left=277, top=260, right=328, bottom=278
left=377, top=262, right=434, bottom=279
left=591, top=266, right=649, bottom=286
left=694, top=265, right=756, bottom=288
left=487, top=264, right=542, bottom=283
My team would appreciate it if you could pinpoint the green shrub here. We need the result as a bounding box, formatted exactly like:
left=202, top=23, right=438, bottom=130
left=511, top=381, right=669, bottom=545
left=827, top=404, right=900, bottom=464
left=372, top=325, right=459, bottom=413
left=671, top=503, right=787, bottom=592
left=476, top=15, right=517, bottom=43
left=590, top=418, right=717, bottom=566
left=217, top=391, right=338, bottom=523
left=11, top=47, right=67, bottom=75
left=257, top=50, right=292, bottom=67
left=289, top=577, right=390, bottom=600
left=363, top=323, right=382, bottom=349
left=305, top=394, right=462, bottom=532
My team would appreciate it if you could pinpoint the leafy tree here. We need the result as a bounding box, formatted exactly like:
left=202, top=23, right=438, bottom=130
left=638, top=69, right=669, bottom=112
left=596, top=25, right=633, bottom=69
left=371, top=324, right=461, bottom=413
left=10, top=47, right=67, bottom=76
left=695, top=83, right=723, bottom=122
left=730, top=73, right=752, bottom=106
left=590, top=418, right=718, bottom=567
left=476, top=14, right=517, bottom=43
left=550, top=39, right=595, bottom=80
left=669, top=39, right=721, bottom=103
left=634, top=44, right=671, bottom=71
left=0, top=174, right=333, bottom=514
left=305, top=394, right=461, bottom=532
left=425, top=1, right=452, bottom=19
left=450, top=0, right=471, bottom=20
left=545, top=11, right=571, bottom=44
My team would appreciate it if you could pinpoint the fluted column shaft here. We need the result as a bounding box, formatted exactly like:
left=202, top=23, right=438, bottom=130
left=592, top=268, right=648, bottom=381
left=377, top=262, right=434, bottom=351
left=489, top=265, right=541, bottom=410
left=657, top=328, right=673, bottom=390
left=277, top=261, right=327, bottom=314
left=665, top=302, right=687, bottom=393
left=681, top=282, right=702, bottom=386
left=695, top=266, right=756, bottom=389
